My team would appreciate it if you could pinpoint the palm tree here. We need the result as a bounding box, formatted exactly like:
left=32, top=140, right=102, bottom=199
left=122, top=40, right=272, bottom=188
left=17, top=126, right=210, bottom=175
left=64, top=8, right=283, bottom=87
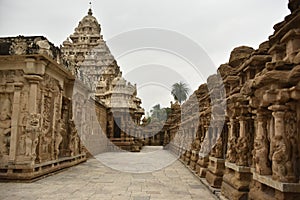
left=171, top=81, right=190, bottom=104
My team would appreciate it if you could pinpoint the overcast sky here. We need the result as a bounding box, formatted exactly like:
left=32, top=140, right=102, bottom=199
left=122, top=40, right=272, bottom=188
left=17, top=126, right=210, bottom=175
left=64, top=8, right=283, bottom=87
left=0, top=0, right=290, bottom=113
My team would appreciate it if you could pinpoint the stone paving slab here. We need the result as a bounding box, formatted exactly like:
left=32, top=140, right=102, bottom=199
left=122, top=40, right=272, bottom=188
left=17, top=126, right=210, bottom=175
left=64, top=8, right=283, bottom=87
left=0, top=147, right=217, bottom=200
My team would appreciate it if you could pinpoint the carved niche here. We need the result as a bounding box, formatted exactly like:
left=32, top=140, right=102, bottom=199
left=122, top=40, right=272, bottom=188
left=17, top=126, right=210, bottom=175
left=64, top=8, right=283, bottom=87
left=38, top=75, right=60, bottom=162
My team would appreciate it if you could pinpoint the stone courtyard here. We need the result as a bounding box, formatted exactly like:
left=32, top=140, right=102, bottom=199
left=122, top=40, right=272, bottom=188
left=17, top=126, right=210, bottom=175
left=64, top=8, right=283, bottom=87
left=0, top=146, right=217, bottom=200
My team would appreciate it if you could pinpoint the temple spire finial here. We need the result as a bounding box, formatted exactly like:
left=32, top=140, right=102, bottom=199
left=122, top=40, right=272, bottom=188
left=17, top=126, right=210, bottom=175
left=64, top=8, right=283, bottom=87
left=88, top=2, right=93, bottom=15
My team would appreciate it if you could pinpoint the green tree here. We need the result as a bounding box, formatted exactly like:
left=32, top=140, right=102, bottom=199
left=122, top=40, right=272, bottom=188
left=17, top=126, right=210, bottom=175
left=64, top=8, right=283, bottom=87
left=171, top=81, right=190, bottom=104
left=150, top=104, right=170, bottom=122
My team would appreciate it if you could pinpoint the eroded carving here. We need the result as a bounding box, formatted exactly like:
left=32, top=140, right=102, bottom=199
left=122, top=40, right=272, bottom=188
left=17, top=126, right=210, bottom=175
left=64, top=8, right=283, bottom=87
left=25, top=113, right=41, bottom=160
left=9, top=37, right=27, bottom=55
left=236, top=136, right=250, bottom=166
left=0, top=96, right=12, bottom=156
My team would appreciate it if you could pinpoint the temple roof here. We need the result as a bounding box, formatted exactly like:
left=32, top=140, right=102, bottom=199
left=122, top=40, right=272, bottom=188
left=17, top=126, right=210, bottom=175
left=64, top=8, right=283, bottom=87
left=70, top=8, right=101, bottom=40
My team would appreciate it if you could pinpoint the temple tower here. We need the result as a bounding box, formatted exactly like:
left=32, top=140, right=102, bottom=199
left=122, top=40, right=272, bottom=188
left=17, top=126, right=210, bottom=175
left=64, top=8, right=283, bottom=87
left=61, top=8, right=144, bottom=151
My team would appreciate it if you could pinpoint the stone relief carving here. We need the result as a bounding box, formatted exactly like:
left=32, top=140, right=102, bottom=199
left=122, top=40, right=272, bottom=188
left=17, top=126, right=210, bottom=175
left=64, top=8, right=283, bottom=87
left=0, top=96, right=12, bottom=156
left=40, top=94, right=53, bottom=158
left=35, top=38, right=53, bottom=57
left=271, top=135, right=294, bottom=182
left=69, top=120, right=80, bottom=156
left=285, top=110, right=299, bottom=181
left=213, top=137, right=223, bottom=158
left=199, top=136, right=210, bottom=156
left=253, top=135, right=271, bottom=175
left=236, top=136, right=250, bottom=166
left=39, top=74, right=60, bottom=160
left=191, top=136, right=201, bottom=151
left=226, top=136, right=237, bottom=163
left=269, top=110, right=298, bottom=182
left=25, top=113, right=41, bottom=160
left=9, top=37, right=27, bottom=55
left=54, top=119, right=64, bottom=159
left=0, top=70, right=24, bottom=84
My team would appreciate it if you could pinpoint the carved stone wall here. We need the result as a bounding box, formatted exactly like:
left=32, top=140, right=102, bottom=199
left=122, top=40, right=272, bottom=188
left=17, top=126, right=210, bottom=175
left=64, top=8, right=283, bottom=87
left=164, top=2, right=300, bottom=199
left=0, top=36, right=110, bottom=180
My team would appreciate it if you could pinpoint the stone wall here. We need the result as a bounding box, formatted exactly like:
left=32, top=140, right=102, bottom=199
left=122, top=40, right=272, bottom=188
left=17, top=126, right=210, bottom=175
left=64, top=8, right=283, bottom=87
left=0, top=36, right=108, bottom=180
left=80, top=99, right=108, bottom=156
left=164, top=1, right=300, bottom=199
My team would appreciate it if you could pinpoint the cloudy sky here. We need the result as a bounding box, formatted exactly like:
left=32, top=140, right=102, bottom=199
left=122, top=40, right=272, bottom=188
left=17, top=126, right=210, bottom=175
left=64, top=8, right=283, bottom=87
left=0, top=0, right=290, bottom=113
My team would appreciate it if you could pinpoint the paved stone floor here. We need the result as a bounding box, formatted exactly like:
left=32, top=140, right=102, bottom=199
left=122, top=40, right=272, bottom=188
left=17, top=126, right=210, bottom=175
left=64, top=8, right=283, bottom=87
left=0, top=147, right=217, bottom=200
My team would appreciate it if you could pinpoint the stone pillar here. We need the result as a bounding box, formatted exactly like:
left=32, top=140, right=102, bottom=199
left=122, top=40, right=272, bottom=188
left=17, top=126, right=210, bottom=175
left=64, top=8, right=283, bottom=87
left=196, top=123, right=209, bottom=178
left=24, top=75, right=43, bottom=165
left=226, top=118, right=237, bottom=163
left=271, top=105, right=286, bottom=137
left=269, top=105, right=296, bottom=182
left=222, top=112, right=252, bottom=199
left=8, top=84, right=23, bottom=163
left=250, top=104, right=300, bottom=200
left=253, top=109, right=271, bottom=175
left=236, top=116, right=250, bottom=166
left=281, top=28, right=300, bottom=63
left=206, top=120, right=225, bottom=188
left=27, top=78, right=43, bottom=114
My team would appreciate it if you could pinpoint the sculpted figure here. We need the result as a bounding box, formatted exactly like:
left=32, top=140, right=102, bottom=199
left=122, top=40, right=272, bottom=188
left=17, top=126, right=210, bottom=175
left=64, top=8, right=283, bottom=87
left=226, top=136, right=237, bottom=163
left=253, top=136, right=271, bottom=175
left=0, top=98, right=12, bottom=156
left=236, top=136, right=250, bottom=166
left=54, top=120, right=64, bottom=159
left=25, top=134, right=33, bottom=156
left=191, top=137, right=201, bottom=151
left=25, top=113, right=41, bottom=160
left=212, top=137, right=223, bottom=158
left=199, top=137, right=210, bottom=156
left=271, top=135, right=294, bottom=182
left=69, top=120, right=79, bottom=156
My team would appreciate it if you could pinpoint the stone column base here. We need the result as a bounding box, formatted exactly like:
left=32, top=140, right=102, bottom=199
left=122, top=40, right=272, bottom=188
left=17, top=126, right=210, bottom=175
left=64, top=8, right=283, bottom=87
left=205, top=157, right=225, bottom=188
left=196, top=155, right=209, bottom=178
left=222, top=181, right=248, bottom=200
left=189, top=150, right=199, bottom=170
left=180, top=148, right=186, bottom=160
left=248, top=172, right=300, bottom=200
left=221, top=162, right=252, bottom=200
left=184, top=150, right=191, bottom=165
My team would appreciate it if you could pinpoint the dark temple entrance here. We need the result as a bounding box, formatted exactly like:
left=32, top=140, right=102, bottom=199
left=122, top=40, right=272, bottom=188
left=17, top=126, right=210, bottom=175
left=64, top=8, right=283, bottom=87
left=114, top=117, right=121, bottom=138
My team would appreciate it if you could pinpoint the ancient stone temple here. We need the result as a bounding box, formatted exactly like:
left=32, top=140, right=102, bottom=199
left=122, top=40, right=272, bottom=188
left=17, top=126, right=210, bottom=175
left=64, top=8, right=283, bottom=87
left=164, top=1, right=300, bottom=199
left=0, top=8, right=145, bottom=180
left=0, top=36, right=87, bottom=180
left=61, top=8, right=145, bottom=151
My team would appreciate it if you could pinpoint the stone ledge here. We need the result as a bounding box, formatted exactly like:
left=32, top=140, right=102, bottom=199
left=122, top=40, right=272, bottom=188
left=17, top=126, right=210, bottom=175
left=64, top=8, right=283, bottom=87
left=199, top=153, right=209, bottom=158
left=0, top=155, right=86, bottom=181
left=225, top=162, right=251, bottom=173
left=209, top=156, right=225, bottom=163
left=252, top=172, right=300, bottom=193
